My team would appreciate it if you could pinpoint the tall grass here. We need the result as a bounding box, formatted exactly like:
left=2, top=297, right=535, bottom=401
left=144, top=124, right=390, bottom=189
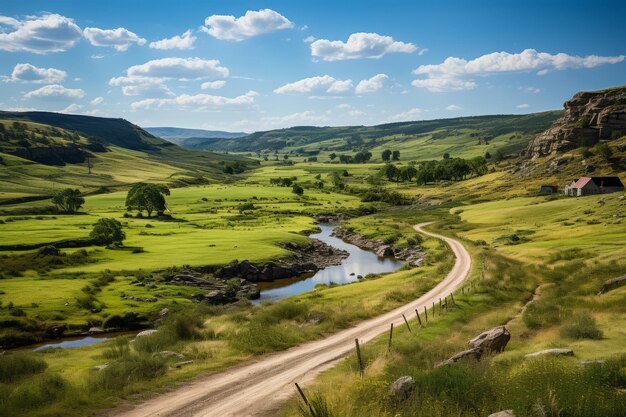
left=0, top=352, right=47, bottom=382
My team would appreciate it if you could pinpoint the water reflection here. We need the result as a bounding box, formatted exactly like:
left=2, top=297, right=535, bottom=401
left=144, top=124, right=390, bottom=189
left=258, top=224, right=404, bottom=302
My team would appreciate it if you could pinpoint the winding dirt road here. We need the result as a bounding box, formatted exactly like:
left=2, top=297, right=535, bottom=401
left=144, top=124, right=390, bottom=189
left=114, top=223, right=471, bottom=417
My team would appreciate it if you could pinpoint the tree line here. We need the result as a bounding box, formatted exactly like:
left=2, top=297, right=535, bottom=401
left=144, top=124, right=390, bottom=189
left=381, top=155, right=488, bottom=184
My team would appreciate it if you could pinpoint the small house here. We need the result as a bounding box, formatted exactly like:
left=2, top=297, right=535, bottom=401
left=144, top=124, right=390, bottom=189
left=539, top=185, right=558, bottom=194
left=567, top=176, right=624, bottom=196
left=563, top=180, right=577, bottom=196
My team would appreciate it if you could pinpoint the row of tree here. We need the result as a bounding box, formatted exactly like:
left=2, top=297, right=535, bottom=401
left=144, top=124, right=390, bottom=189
left=381, top=156, right=488, bottom=184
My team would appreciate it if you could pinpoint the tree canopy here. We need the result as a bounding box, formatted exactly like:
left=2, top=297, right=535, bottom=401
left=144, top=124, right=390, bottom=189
left=90, top=218, right=125, bottom=245
left=52, top=188, right=85, bottom=213
left=125, top=183, right=170, bottom=218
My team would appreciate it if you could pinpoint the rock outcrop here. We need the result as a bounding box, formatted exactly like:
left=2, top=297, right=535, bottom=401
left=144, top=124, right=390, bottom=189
left=436, top=326, right=511, bottom=368
left=598, top=274, right=626, bottom=294
left=332, top=228, right=425, bottom=266
left=525, top=348, right=574, bottom=358
left=525, top=86, right=626, bottom=158
left=388, top=375, right=415, bottom=400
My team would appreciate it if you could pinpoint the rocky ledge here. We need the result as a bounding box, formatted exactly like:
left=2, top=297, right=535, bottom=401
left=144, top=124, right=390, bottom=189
left=331, top=227, right=425, bottom=266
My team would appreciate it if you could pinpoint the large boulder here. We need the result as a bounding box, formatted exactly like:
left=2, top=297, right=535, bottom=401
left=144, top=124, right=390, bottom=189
left=435, top=347, right=483, bottom=368
left=525, top=348, right=574, bottom=358
left=135, top=329, right=158, bottom=338
left=468, top=326, right=511, bottom=354
left=598, top=275, right=626, bottom=294
left=488, top=411, right=515, bottom=417
left=388, top=375, right=415, bottom=400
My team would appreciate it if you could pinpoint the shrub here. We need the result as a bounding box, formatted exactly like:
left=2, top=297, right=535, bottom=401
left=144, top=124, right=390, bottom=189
left=90, top=354, right=166, bottom=391
left=0, top=353, right=47, bottom=382
left=90, top=218, right=125, bottom=245
left=575, top=116, right=590, bottom=128
left=560, top=312, right=603, bottom=340
left=9, top=373, right=68, bottom=410
left=523, top=300, right=561, bottom=329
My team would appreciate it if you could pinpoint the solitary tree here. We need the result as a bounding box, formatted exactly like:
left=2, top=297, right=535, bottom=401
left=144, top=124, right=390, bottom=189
left=292, top=184, right=304, bottom=196
left=381, top=149, right=392, bottom=161
left=52, top=188, right=85, bottom=213
left=392, top=150, right=400, bottom=161
left=125, top=183, right=170, bottom=218
left=90, top=218, right=125, bottom=245
left=329, top=153, right=337, bottom=161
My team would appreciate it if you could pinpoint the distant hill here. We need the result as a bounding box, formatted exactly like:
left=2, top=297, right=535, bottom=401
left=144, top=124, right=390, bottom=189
left=145, top=127, right=247, bottom=146
left=191, top=112, right=563, bottom=161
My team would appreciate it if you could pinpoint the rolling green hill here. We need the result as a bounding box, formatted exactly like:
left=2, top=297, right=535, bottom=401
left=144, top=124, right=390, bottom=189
left=0, top=113, right=253, bottom=202
left=193, top=112, right=562, bottom=161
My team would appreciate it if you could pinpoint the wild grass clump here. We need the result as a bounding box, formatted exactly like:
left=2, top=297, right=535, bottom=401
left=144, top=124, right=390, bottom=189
left=297, top=393, right=337, bottom=417
left=134, top=310, right=205, bottom=353
left=6, top=373, right=69, bottom=411
left=90, top=353, right=166, bottom=392
left=229, top=321, right=301, bottom=354
left=0, top=352, right=47, bottom=382
left=560, top=312, right=603, bottom=340
left=523, top=300, right=561, bottom=329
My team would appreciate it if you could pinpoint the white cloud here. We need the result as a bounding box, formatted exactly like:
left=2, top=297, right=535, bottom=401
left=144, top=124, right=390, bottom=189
left=149, top=30, right=196, bottom=50
left=311, top=32, right=418, bottom=61
left=390, top=108, right=423, bottom=121
left=126, top=57, right=228, bottom=80
left=412, top=49, right=625, bottom=92
left=109, top=76, right=173, bottom=97
left=6, top=63, right=66, bottom=83
left=130, top=90, right=258, bottom=110
left=90, top=97, right=104, bottom=106
left=516, top=103, right=529, bottom=108
left=274, top=75, right=353, bottom=95
left=60, top=103, right=82, bottom=113
left=202, top=9, right=293, bottom=41
left=303, top=35, right=316, bottom=43
left=261, top=110, right=329, bottom=127
left=520, top=86, right=541, bottom=93
left=83, top=27, right=146, bottom=51
left=355, top=73, right=388, bottom=94
left=5, top=107, right=41, bottom=112
left=24, top=84, right=85, bottom=100
left=201, top=80, right=226, bottom=90
left=0, top=14, right=82, bottom=54
left=446, top=104, right=462, bottom=111
left=337, top=103, right=351, bottom=109
left=349, top=110, right=365, bottom=116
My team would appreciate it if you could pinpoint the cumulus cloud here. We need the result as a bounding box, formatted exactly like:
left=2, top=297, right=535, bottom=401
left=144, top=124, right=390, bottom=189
left=6, top=63, right=66, bottom=83
left=274, top=75, right=353, bottom=95
left=149, top=30, right=196, bottom=50
left=390, top=108, right=423, bottom=121
left=412, top=49, right=625, bottom=92
left=90, top=97, right=104, bottom=106
left=109, top=76, right=173, bottom=97
left=446, top=104, right=462, bottom=111
left=126, top=57, right=228, bottom=80
left=201, top=80, right=226, bottom=90
left=24, top=84, right=85, bottom=100
left=130, top=90, right=258, bottom=110
left=202, top=9, right=293, bottom=41
left=337, top=103, right=351, bottom=109
left=355, top=73, right=388, bottom=94
left=303, top=35, right=316, bottom=43
left=261, top=110, right=329, bottom=127
left=311, top=32, right=418, bottom=61
left=83, top=27, right=146, bottom=51
left=516, top=103, right=529, bottom=108
left=349, top=110, right=365, bottom=116
left=0, top=14, right=83, bottom=54
left=60, top=103, right=82, bottom=113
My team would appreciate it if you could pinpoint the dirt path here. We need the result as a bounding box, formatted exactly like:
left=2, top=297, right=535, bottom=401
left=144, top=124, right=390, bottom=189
left=113, top=223, right=472, bottom=417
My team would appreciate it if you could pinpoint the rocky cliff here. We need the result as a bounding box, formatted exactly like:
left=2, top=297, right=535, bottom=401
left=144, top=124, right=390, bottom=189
left=525, top=86, right=626, bottom=158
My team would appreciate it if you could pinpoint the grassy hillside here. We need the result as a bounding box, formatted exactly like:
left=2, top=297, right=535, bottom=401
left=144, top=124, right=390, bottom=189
left=0, top=117, right=253, bottom=201
left=144, top=127, right=247, bottom=146
left=194, top=112, right=562, bottom=161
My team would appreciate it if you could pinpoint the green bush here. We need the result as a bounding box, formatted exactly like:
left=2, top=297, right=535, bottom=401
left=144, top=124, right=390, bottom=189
left=523, top=300, right=561, bottom=329
left=9, top=373, right=68, bottom=410
left=0, top=352, right=47, bottom=382
left=90, top=353, right=166, bottom=391
left=560, top=312, right=603, bottom=340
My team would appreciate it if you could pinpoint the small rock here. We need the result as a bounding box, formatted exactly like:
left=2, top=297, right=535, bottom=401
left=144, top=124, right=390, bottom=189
left=155, top=351, right=185, bottom=359
left=174, top=360, right=193, bottom=368
left=435, top=347, right=483, bottom=368
left=525, top=348, right=574, bottom=358
left=135, top=329, right=158, bottom=338
left=388, top=375, right=415, bottom=400
left=488, top=411, right=515, bottom=417
left=469, top=326, right=511, bottom=354
left=88, top=327, right=104, bottom=334
left=580, top=359, right=606, bottom=365
left=158, top=308, right=170, bottom=317
left=92, top=364, right=109, bottom=372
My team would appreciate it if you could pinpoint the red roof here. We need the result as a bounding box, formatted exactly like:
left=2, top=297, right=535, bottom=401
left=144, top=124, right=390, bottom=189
left=574, top=177, right=593, bottom=188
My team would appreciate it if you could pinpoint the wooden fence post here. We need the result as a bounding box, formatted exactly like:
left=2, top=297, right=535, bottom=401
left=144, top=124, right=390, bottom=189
left=439, top=298, right=442, bottom=314
left=424, top=306, right=428, bottom=323
left=432, top=301, right=435, bottom=317
left=355, top=338, right=363, bottom=377
left=415, top=309, right=423, bottom=327
left=450, top=292, right=456, bottom=306
left=295, top=383, right=314, bottom=416
left=388, top=323, right=394, bottom=352
left=402, top=313, right=412, bottom=333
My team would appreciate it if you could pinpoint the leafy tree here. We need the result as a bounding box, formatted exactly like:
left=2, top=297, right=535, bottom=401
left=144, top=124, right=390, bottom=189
left=125, top=183, right=170, bottom=218
left=392, top=150, right=400, bottom=161
left=339, top=154, right=353, bottom=164
left=52, top=188, right=85, bottom=213
left=381, top=149, right=392, bottom=161
left=382, top=163, right=400, bottom=181
left=469, top=156, right=488, bottom=176
left=238, top=202, right=256, bottom=213
left=484, top=151, right=492, bottom=159
left=353, top=150, right=372, bottom=163
left=329, top=153, right=337, bottom=161
left=399, top=166, right=417, bottom=181
left=90, top=218, right=125, bottom=245
left=443, top=152, right=450, bottom=159
left=292, top=184, right=304, bottom=196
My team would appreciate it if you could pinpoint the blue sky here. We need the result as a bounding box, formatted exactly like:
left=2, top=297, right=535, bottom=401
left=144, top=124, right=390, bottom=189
left=1, top=0, right=625, bottom=131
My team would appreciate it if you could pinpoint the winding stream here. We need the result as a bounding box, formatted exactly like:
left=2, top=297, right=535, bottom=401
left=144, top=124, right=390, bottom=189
left=257, top=224, right=405, bottom=302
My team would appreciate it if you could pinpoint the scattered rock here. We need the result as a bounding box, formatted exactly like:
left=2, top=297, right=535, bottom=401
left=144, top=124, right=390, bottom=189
left=488, top=411, right=515, bottom=417
left=158, top=308, right=170, bottom=317
left=388, top=375, right=415, bottom=400
left=88, top=327, right=104, bottom=334
left=598, top=274, right=626, bottom=294
left=156, top=351, right=185, bottom=359
left=468, top=326, right=511, bottom=354
left=92, top=364, right=109, bottom=372
left=174, top=360, right=193, bottom=368
left=525, top=348, right=574, bottom=358
left=580, top=359, right=606, bottom=365
left=135, top=329, right=158, bottom=338
left=435, top=347, right=483, bottom=368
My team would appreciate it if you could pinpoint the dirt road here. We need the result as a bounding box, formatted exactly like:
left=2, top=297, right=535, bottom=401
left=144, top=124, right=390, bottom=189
left=114, top=222, right=472, bottom=417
